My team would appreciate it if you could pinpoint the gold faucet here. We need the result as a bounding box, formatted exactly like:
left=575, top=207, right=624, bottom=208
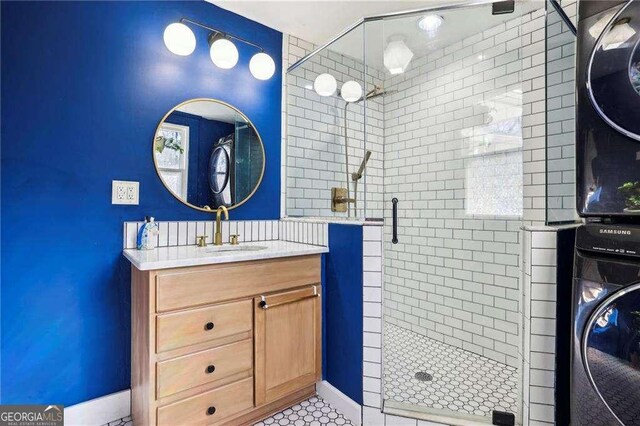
left=214, top=206, right=229, bottom=246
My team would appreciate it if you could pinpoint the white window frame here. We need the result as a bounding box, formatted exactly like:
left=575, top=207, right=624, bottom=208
left=157, top=123, right=190, bottom=199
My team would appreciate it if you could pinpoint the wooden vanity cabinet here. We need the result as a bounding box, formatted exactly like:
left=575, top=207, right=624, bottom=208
left=131, top=255, right=322, bottom=426
left=254, top=285, right=322, bottom=405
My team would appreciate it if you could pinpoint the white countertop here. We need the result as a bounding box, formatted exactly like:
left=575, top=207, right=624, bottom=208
left=123, top=240, right=329, bottom=271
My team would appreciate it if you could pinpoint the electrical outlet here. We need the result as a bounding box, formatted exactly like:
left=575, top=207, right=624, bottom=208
left=112, top=180, right=139, bottom=205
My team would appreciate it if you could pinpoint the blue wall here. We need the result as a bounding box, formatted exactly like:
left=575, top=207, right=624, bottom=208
left=324, top=224, right=363, bottom=404
left=1, top=1, right=282, bottom=406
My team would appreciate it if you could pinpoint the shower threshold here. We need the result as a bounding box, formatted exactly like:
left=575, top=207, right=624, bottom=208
left=384, top=400, right=492, bottom=426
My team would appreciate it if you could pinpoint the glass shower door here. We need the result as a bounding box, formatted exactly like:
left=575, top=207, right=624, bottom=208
left=371, top=2, right=541, bottom=422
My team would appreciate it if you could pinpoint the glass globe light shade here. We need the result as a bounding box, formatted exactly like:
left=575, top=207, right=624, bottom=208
left=210, top=38, right=239, bottom=69
left=340, top=81, right=363, bottom=102
left=163, top=23, right=196, bottom=56
left=314, top=73, right=337, bottom=97
left=249, top=52, right=276, bottom=80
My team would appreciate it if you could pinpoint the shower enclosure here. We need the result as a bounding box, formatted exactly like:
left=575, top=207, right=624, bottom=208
left=285, top=0, right=556, bottom=423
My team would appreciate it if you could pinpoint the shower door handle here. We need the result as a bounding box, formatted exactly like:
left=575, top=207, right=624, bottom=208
left=392, top=198, right=398, bottom=244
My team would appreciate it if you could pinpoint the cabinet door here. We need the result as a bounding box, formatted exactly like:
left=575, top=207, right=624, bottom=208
left=254, top=285, right=321, bottom=405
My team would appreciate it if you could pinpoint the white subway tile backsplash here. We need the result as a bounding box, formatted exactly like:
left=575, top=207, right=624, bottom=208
left=122, top=219, right=324, bottom=250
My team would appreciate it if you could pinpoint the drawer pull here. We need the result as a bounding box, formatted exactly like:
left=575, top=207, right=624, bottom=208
left=207, top=406, right=216, bottom=416
left=204, top=322, right=214, bottom=330
left=259, top=286, right=319, bottom=310
left=206, top=365, right=216, bottom=374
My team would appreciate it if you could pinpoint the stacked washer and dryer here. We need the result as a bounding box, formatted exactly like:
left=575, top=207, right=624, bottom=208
left=572, top=0, right=640, bottom=425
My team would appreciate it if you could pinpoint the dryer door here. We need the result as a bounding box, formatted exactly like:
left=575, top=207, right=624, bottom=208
left=588, top=0, right=640, bottom=141
left=583, top=282, right=640, bottom=425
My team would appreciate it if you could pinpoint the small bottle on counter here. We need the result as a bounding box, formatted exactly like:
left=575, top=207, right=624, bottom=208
left=137, top=216, right=159, bottom=250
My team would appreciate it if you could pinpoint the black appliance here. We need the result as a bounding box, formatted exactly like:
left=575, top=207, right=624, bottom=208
left=576, top=0, right=640, bottom=219
left=572, top=224, right=640, bottom=425
left=572, top=2, right=640, bottom=425
left=209, top=134, right=233, bottom=208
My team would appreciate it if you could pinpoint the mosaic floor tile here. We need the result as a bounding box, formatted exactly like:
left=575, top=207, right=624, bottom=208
left=100, top=396, right=352, bottom=426
left=254, top=395, right=353, bottom=426
left=102, top=416, right=131, bottom=426
left=384, top=323, right=519, bottom=418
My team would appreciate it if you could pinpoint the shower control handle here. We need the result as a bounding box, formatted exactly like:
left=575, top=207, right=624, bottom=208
left=392, top=198, right=398, bottom=244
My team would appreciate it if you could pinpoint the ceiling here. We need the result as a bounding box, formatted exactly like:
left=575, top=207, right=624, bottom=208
left=332, top=1, right=544, bottom=71
left=211, top=1, right=545, bottom=72
left=209, top=1, right=446, bottom=46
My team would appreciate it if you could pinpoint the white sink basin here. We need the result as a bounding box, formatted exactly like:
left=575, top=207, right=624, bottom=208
left=204, top=245, right=268, bottom=253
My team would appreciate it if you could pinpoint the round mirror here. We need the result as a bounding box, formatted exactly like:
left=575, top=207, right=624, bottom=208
left=154, top=99, right=265, bottom=211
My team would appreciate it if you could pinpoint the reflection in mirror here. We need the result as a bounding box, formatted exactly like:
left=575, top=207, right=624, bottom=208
left=154, top=99, right=264, bottom=211
left=631, top=41, right=640, bottom=94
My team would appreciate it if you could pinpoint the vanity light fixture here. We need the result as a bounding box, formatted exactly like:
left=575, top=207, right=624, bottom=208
left=209, top=33, right=239, bottom=69
left=163, top=22, right=196, bottom=56
left=249, top=52, right=276, bottom=80
left=163, top=18, right=276, bottom=79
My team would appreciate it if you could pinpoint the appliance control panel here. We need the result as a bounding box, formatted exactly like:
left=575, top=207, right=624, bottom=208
left=576, top=224, right=640, bottom=257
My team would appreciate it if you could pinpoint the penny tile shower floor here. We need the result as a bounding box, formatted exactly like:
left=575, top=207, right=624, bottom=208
left=101, top=395, right=352, bottom=426
left=384, top=323, right=519, bottom=418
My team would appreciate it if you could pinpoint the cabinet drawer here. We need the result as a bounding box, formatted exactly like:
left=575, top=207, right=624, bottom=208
left=157, top=377, right=253, bottom=426
left=156, top=255, right=321, bottom=312
left=156, top=300, right=252, bottom=353
left=157, top=339, right=252, bottom=399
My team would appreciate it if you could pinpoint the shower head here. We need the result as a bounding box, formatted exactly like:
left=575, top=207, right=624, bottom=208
left=352, top=150, right=372, bottom=182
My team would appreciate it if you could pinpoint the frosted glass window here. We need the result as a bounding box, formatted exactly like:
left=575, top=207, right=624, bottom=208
left=156, top=123, right=189, bottom=199
left=466, top=151, right=523, bottom=217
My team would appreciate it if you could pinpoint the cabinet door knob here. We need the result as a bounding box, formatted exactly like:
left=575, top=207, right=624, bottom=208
left=205, top=322, right=214, bottom=330
left=206, top=365, right=215, bottom=374
left=207, top=406, right=216, bottom=415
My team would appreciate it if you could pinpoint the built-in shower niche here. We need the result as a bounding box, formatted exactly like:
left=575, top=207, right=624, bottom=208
left=285, top=0, right=549, bottom=424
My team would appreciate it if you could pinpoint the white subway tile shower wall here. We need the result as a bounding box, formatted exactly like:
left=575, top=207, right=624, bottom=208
left=382, top=10, right=545, bottom=368
left=122, top=220, right=327, bottom=249
left=285, top=35, right=385, bottom=219
left=363, top=225, right=384, bottom=411
left=521, top=228, right=558, bottom=425
left=546, top=0, right=579, bottom=224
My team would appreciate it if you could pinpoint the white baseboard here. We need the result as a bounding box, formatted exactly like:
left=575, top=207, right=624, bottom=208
left=64, top=389, right=130, bottom=426
left=316, top=381, right=362, bottom=426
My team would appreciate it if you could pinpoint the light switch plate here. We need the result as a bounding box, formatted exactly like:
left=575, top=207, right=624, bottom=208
left=112, top=180, right=139, bottom=205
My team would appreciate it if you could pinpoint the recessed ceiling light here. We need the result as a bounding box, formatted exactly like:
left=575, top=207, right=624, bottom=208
left=417, top=15, right=443, bottom=37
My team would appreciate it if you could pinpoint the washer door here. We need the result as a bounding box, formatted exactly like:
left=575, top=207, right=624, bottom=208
left=583, top=282, right=640, bottom=425
left=588, top=0, right=640, bottom=141
left=209, top=144, right=231, bottom=206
